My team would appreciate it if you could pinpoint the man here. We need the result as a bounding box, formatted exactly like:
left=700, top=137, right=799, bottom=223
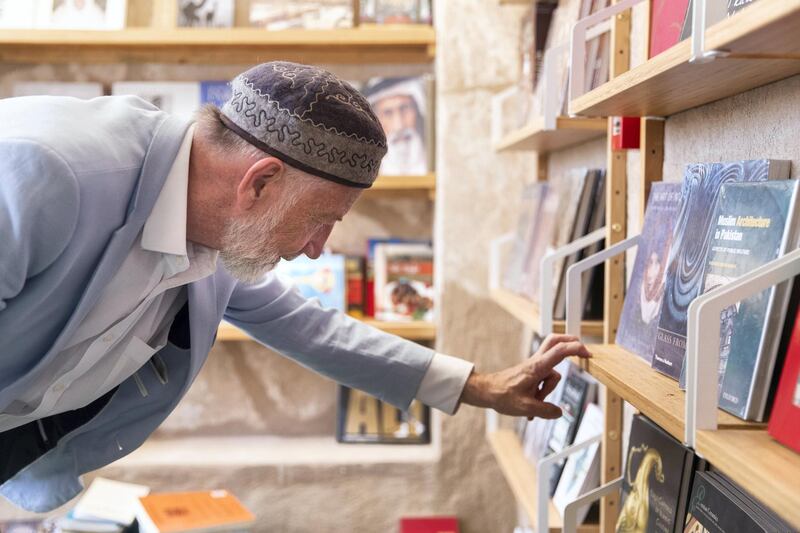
left=364, top=77, right=429, bottom=176
left=0, top=61, right=590, bottom=512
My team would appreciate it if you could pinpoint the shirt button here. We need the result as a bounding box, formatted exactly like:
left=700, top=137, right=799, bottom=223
left=52, top=383, right=65, bottom=393
left=102, top=333, right=114, bottom=343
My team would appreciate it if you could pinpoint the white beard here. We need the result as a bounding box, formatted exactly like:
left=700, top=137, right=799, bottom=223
left=219, top=205, right=287, bottom=284
left=381, top=129, right=427, bottom=175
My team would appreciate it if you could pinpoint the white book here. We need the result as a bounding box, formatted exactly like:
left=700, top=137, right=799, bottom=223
left=552, top=403, right=603, bottom=523
left=72, top=477, right=151, bottom=525
left=12, top=81, right=103, bottom=99
left=112, top=82, right=201, bottom=120
left=36, top=0, right=127, bottom=30
left=0, top=0, right=38, bottom=28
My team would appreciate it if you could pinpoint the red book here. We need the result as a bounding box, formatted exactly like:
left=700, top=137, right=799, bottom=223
left=399, top=517, right=459, bottom=533
left=649, top=0, right=691, bottom=58
left=768, top=309, right=800, bottom=454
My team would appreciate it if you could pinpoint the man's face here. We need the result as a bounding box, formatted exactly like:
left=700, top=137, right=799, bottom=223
left=373, top=94, right=418, bottom=139
left=219, top=175, right=360, bottom=284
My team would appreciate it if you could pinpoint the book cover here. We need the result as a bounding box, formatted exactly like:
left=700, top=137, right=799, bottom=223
left=274, top=254, right=347, bottom=312
left=553, top=403, right=603, bottom=523
left=617, top=415, right=695, bottom=533
left=374, top=243, right=433, bottom=322
left=503, top=183, right=547, bottom=294
left=616, top=182, right=682, bottom=363
left=399, top=517, right=458, bottom=533
left=199, top=81, right=231, bottom=108
left=136, top=490, right=254, bottom=533
left=177, top=0, right=234, bottom=28
left=72, top=477, right=150, bottom=526
left=705, top=469, right=793, bottom=532
left=364, top=76, right=430, bottom=176
left=249, top=0, right=353, bottom=29
left=365, top=237, right=429, bottom=317
left=345, top=255, right=365, bottom=318
left=336, top=386, right=430, bottom=444
left=35, top=0, right=127, bottom=30
left=12, top=81, right=103, bottom=99
left=649, top=0, right=691, bottom=58
left=111, top=82, right=201, bottom=120
left=520, top=183, right=559, bottom=301
left=768, top=305, right=800, bottom=454
left=682, top=471, right=772, bottom=533
left=679, top=180, right=799, bottom=420
left=652, top=160, right=789, bottom=380
left=360, top=0, right=432, bottom=25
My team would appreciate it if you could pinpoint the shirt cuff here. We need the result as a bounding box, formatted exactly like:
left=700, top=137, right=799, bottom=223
left=415, top=352, right=474, bottom=415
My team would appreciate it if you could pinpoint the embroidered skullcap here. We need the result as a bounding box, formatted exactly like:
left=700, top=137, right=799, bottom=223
left=220, top=61, right=387, bottom=189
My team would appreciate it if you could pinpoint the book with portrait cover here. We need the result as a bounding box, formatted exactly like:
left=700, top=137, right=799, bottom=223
left=768, top=305, right=800, bottom=454
left=374, top=242, right=433, bottom=321
left=677, top=180, right=799, bottom=420
left=616, top=182, right=682, bottom=363
left=652, top=159, right=790, bottom=380
left=616, top=415, right=695, bottom=533
left=336, top=387, right=430, bottom=444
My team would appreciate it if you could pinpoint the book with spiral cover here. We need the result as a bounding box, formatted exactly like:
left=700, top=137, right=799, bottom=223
left=652, top=159, right=790, bottom=380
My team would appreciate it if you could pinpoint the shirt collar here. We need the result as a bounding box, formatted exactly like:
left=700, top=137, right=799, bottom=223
left=141, top=124, right=196, bottom=257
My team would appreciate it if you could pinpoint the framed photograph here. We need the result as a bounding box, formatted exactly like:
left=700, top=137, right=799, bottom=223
left=0, top=0, right=37, bottom=28
left=36, top=0, right=127, bottom=30
left=177, top=0, right=234, bottom=28
left=359, top=0, right=431, bottom=25
left=336, top=386, right=430, bottom=444
left=249, top=0, right=354, bottom=30
left=111, top=81, right=201, bottom=120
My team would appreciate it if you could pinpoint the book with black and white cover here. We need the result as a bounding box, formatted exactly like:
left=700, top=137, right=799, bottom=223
left=553, top=403, right=603, bottom=523
left=545, top=367, right=597, bottom=496
left=177, top=0, right=234, bottom=28
left=111, top=82, right=201, bottom=120
left=617, top=415, right=695, bottom=533
left=36, top=0, right=127, bottom=30
left=677, top=180, right=800, bottom=421
left=12, top=81, right=104, bottom=99
left=652, top=159, right=790, bottom=380
left=616, top=182, right=682, bottom=363
left=727, top=0, right=758, bottom=16
left=704, top=469, right=792, bottom=532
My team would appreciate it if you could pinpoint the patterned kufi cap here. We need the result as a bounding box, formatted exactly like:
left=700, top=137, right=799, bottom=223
left=220, top=61, right=387, bottom=188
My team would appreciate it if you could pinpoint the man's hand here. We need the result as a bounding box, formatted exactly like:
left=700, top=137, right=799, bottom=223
left=459, top=334, right=591, bottom=420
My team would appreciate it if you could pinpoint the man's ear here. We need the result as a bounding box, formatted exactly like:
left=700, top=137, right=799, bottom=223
left=235, top=156, right=285, bottom=211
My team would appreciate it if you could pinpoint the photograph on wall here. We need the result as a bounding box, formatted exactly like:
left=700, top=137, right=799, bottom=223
left=177, top=0, right=234, bottom=28
left=36, top=0, right=127, bottom=30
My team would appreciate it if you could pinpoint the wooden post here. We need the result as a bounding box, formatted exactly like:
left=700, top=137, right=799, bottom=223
left=601, top=2, right=631, bottom=532
left=639, top=118, right=665, bottom=220
left=536, top=152, right=549, bottom=182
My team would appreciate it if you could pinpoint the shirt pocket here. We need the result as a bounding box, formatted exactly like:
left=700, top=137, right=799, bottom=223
left=97, top=336, right=158, bottom=396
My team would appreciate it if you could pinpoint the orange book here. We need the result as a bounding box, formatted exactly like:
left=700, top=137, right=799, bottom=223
left=136, top=490, right=255, bottom=533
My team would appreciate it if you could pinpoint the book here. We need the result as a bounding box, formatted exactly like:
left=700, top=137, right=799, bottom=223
left=136, top=490, right=255, bottom=533
left=519, top=183, right=559, bottom=301
left=545, top=366, right=597, bottom=496
left=553, top=403, right=603, bottom=523
left=545, top=170, right=589, bottom=304
left=274, top=254, right=347, bottom=312
left=521, top=359, right=572, bottom=462
left=360, top=0, right=432, bottom=25
left=0, top=1, right=37, bottom=28
left=616, top=415, right=695, bottom=533
left=577, top=169, right=608, bottom=320
left=649, top=0, right=691, bottom=58
left=177, top=0, right=234, bottom=28
left=364, top=237, right=429, bottom=317
left=768, top=305, right=800, bottom=454
left=652, top=159, right=790, bottom=380
left=12, top=81, right=104, bottom=99
left=727, top=0, right=758, bottom=15
left=503, top=183, right=548, bottom=294
left=35, top=0, right=127, bottom=30
left=616, top=182, right=683, bottom=363
left=336, top=386, right=430, bottom=444
left=364, top=76, right=431, bottom=176
left=399, top=517, right=458, bottom=533
left=249, top=0, right=353, bottom=29
left=345, top=255, right=365, bottom=318
left=704, top=469, right=793, bottom=532
left=72, top=477, right=150, bottom=526
left=678, top=180, right=800, bottom=420
left=374, top=242, right=433, bottom=322
left=111, top=82, right=202, bottom=120
left=199, top=81, right=231, bottom=108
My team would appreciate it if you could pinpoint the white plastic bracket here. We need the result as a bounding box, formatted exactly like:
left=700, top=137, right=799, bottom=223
left=489, top=232, right=515, bottom=292
left=562, top=476, right=624, bottom=533
left=536, top=434, right=604, bottom=533
left=539, top=227, right=607, bottom=335
left=685, top=246, right=800, bottom=447
left=689, top=0, right=731, bottom=64
left=568, top=0, right=645, bottom=106
left=565, top=234, right=640, bottom=336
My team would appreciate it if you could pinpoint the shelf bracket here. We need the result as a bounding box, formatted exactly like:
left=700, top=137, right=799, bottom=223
left=685, top=246, right=800, bottom=447
left=536, top=434, right=603, bottom=533
left=562, top=476, right=623, bottom=533
left=689, top=0, right=730, bottom=64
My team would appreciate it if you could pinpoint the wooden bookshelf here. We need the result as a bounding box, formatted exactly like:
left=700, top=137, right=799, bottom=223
left=487, top=430, right=599, bottom=533
left=493, top=116, right=607, bottom=153
left=570, top=0, right=800, bottom=117
left=370, top=173, right=436, bottom=191
left=574, top=344, right=763, bottom=442
left=490, top=287, right=605, bottom=337
left=695, top=429, right=800, bottom=531
left=0, top=25, right=436, bottom=65
left=217, top=319, right=436, bottom=343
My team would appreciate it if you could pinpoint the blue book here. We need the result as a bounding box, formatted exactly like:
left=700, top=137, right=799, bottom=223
left=651, top=159, right=790, bottom=379
left=199, top=80, right=231, bottom=107
left=274, top=254, right=347, bottom=312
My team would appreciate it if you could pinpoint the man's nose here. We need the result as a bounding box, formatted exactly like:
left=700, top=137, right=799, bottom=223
left=303, top=225, right=334, bottom=259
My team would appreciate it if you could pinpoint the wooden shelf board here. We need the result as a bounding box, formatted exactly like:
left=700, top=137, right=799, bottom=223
left=369, top=173, right=436, bottom=191
left=696, top=429, right=800, bottom=531
left=490, top=287, right=604, bottom=337
left=0, top=25, right=435, bottom=64
left=217, top=319, right=435, bottom=343
left=493, top=116, right=607, bottom=153
left=570, top=0, right=800, bottom=117
left=577, top=344, right=763, bottom=442
left=487, top=430, right=598, bottom=533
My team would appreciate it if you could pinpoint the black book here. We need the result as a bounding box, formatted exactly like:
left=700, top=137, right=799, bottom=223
left=617, top=415, right=695, bottom=533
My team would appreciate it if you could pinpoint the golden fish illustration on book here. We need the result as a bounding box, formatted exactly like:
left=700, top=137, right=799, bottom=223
left=616, top=444, right=665, bottom=533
